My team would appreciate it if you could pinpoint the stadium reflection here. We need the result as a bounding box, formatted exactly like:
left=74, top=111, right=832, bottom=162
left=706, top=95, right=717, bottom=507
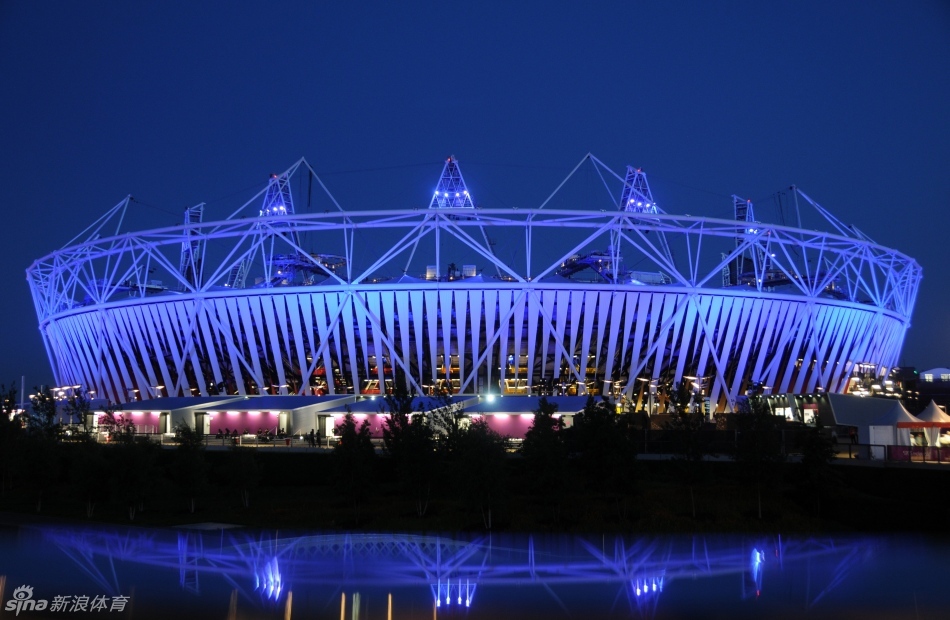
left=3, top=525, right=949, bottom=618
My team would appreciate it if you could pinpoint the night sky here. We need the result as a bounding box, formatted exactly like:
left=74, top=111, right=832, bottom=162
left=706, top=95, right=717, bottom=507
left=1, top=1, right=947, bottom=391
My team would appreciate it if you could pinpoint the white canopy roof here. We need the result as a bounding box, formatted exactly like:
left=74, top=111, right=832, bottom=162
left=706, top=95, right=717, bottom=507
left=915, top=400, right=950, bottom=427
left=871, top=401, right=923, bottom=428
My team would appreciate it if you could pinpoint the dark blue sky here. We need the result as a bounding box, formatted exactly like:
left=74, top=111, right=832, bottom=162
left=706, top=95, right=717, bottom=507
left=1, top=1, right=947, bottom=390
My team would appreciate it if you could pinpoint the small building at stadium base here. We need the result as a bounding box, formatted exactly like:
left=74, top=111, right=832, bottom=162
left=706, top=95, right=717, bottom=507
left=85, top=394, right=595, bottom=440
left=814, top=393, right=925, bottom=459
left=95, top=396, right=247, bottom=434
left=463, top=396, right=591, bottom=438
left=194, top=395, right=356, bottom=438
left=333, top=396, right=478, bottom=439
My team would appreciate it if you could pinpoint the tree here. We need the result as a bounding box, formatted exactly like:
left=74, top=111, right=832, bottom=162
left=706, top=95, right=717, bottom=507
left=108, top=438, right=159, bottom=521
left=430, top=395, right=467, bottom=454
left=332, top=411, right=376, bottom=524
left=172, top=423, right=208, bottom=513
left=0, top=382, right=23, bottom=495
left=99, top=403, right=135, bottom=443
left=69, top=438, right=109, bottom=517
left=567, top=396, right=639, bottom=521
left=798, top=415, right=838, bottom=517
left=27, top=387, right=60, bottom=439
left=453, top=418, right=507, bottom=530
left=666, top=382, right=693, bottom=416
left=382, top=392, right=437, bottom=517
left=64, top=387, right=94, bottom=433
left=521, top=396, right=569, bottom=524
left=664, top=405, right=711, bottom=519
left=733, top=396, right=786, bottom=519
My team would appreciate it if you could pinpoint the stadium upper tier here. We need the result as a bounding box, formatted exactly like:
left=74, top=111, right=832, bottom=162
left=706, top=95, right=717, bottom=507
left=27, top=155, right=921, bottom=410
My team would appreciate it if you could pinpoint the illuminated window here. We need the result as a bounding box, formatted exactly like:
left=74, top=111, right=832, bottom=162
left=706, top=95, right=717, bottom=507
left=923, top=374, right=933, bottom=382
left=941, top=374, right=950, bottom=382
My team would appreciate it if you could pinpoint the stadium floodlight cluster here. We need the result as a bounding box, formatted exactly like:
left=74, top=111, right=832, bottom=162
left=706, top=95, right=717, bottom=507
left=27, top=154, right=921, bottom=411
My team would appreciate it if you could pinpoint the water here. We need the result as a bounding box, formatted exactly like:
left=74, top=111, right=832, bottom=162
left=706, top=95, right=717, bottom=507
left=1, top=521, right=948, bottom=619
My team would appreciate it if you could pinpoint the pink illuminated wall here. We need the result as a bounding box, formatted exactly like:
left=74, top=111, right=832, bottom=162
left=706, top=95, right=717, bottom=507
left=209, top=412, right=280, bottom=435
left=105, top=411, right=163, bottom=434
left=333, top=413, right=387, bottom=438
left=479, top=414, right=535, bottom=439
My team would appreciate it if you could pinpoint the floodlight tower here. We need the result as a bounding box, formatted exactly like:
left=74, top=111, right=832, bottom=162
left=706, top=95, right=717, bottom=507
left=413, top=156, right=497, bottom=280
left=224, top=173, right=301, bottom=288
left=178, top=204, right=204, bottom=291
left=725, top=195, right=770, bottom=286
left=616, top=166, right=673, bottom=271
left=429, top=156, right=475, bottom=209
left=619, top=166, right=657, bottom=214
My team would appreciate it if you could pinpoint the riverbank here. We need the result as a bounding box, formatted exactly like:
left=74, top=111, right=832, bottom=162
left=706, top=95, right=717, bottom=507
left=2, top=451, right=948, bottom=534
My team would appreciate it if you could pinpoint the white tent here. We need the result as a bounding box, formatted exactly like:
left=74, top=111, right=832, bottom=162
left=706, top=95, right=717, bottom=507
left=868, top=401, right=923, bottom=450
left=915, top=400, right=950, bottom=447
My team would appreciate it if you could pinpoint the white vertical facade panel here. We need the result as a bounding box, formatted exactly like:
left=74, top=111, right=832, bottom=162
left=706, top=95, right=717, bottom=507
left=579, top=291, right=598, bottom=381
left=482, top=289, right=497, bottom=390
left=340, top=298, right=360, bottom=391
left=439, top=290, right=454, bottom=383
left=175, top=302, right=207, bottom=395
left=511, top=292, right=527, bottom=381
left=424, top=291, right=439, bottom=382
left=123, top=305, right=159, bottom=390
left=382, top=292, right=397, bottom=373
left=352, top=293, right=370, bottom=378
left=328, top=294, right=347, bottom=385
left=455, top=290, right=468, bottom=388
left=604, top=293, right=624, bottom=381
left=365, top=291, right=385, bottom=387
left=692, top=296, right=714, bottom=396
left=761, top=301, right=795, bottom=392
left=409, top=291, right=424, bottom=385
left=646, top=294, right=666, bottom=379
left=236, top=297, right=264, bottom=387
left=594, top=292, right=612, bottom=373
left=395, top=291, right=411, bottom=379
left=620, top=293, right=637, bottom=373
left=312, top=293, right=336, bottom=394
left=673, top=299, right=697, bottom=383
left=539, top=290, right=555, bottom=378
left=526, top=292, right=539, bottom=384
left=782, top=305, right=813, bottom=394
left=285, top=296, right=308, bottom=392
left=155, top=304, right=184, bottom=390
left=198, top=303, right=222, bottom=395
left=221, top=298, right=249, bottom=394
left=45, top=284, right=910, bottom=409
left=729, top=298, right=761, bottom=396
left=554, top=290, right=570, bottom=379
left=496, top=290, right=512, bottom=384
left=650, top=295, right=676, bottom=382
left=468, top=290, right=483, bottom=390
left=792, top=306, right=820, bottom=394
left=749, top=300, right=780, bottom=384
left=273, top=295, right=293, bottom=365
left=568, top=290, right=584, bottom=364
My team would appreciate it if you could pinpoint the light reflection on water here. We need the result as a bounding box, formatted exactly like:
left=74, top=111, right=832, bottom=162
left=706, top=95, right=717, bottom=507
left=1, top=523, right=948, bottom=618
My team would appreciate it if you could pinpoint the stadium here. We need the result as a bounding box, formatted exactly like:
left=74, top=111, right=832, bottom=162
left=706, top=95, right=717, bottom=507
left=27, top=154, right=921, bottom=419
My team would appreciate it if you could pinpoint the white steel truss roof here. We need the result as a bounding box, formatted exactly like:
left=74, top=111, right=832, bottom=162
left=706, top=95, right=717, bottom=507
left=27, top=156, right=921, bottom=410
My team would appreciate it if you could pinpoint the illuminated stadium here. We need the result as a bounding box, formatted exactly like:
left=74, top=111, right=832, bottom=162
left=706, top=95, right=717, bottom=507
left=27, top=155, right=921, bottom=413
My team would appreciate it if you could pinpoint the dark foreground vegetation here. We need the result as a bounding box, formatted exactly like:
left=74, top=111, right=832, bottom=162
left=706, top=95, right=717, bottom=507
left=2, top=385, right=948, bottom=534
left=1, top=447, right=948, bottom=534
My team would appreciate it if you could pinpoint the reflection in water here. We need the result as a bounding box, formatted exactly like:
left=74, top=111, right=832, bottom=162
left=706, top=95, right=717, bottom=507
left=2, top=524, right=946, bottom=618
